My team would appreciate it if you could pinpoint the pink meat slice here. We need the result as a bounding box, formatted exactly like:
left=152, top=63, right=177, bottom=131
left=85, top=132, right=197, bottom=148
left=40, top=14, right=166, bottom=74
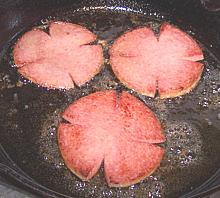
left=111, top=27, right=157, bottom=57
left=62, top=91, right=118, bottom=127
left=158, top=60, right=204, bottom=98
left=159, top=23, right=204, bottom=61
left=67, top=45, right=103, bottom=86
left=104, top=141, right=164, bottom=187
left=110, top=23, right=204, bottom=98
left=13, top=21, right=103, bottom=89
left=58, top=123, right=104, bottom=180
left=110, top=56, right=157, bottom=97
left=58, top=90, right=165, bottom=187
left=13, top=29, right=50, bottom=65
left=119, top=92, right=165, bottom=143
left=49, top=22, right=97, bottom=45
left=18, top=62, right=74, bottom=89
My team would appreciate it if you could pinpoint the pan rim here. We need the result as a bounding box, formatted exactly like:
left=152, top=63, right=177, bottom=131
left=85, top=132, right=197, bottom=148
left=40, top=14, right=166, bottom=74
left=0, top=0, right=220, bottom=197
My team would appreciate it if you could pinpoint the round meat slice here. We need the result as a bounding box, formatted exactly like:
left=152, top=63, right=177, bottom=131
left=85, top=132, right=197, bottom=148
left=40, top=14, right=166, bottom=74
left=58, top=90, right=165, bottom=186
left=13, top=21, right=103, bottom=89
left=110, top=23, right=204, bottom=98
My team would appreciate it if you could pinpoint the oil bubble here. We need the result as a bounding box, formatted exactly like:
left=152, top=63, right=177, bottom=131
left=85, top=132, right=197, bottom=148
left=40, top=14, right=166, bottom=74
left=165, top=122, right=202, bottom=167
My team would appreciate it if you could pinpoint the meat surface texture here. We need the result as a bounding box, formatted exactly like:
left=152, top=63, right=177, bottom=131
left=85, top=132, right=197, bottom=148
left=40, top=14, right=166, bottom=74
left=13, top=21, right=103, bottom=89
left=58, top=90, right=165, bottom=187
left=110, top=23, right=204, bottom=98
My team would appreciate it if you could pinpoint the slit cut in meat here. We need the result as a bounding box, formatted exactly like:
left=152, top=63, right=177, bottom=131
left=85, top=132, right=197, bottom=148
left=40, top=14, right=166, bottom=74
left=58, top=90, right=165, bottom=187
left=13, top=21, right=103, bottom=89
left=110, top=23, right=204, bottom=98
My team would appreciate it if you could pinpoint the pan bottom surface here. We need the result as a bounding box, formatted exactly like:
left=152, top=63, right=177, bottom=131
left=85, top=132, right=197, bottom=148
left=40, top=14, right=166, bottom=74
left=0, top=6, right=220, bottom=198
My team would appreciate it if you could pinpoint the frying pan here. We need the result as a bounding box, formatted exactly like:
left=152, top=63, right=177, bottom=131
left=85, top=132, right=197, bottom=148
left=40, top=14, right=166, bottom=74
left=0, top=0, right=220, bottom=197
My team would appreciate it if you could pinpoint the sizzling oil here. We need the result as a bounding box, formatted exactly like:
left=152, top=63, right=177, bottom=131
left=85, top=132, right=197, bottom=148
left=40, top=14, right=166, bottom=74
left=0, top=7, right=220, bottom=198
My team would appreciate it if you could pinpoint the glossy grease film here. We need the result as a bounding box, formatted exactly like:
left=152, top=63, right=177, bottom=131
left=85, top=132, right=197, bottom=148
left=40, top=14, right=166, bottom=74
left=0, top=7, right=219, bottom=198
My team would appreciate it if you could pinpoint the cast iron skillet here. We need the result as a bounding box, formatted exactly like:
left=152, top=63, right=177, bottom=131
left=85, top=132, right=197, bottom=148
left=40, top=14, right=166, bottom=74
left=0, top=0, right=220, bottom=197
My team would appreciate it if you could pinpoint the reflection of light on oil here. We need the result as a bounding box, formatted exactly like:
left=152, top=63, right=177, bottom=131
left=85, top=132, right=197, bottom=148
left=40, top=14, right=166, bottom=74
left=165, top=122, right=202, bottom=167
left=2, top=10, right=22, bottom=30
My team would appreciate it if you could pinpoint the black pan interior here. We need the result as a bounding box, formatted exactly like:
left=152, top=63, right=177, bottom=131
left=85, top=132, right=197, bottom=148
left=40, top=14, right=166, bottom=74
left=0, top=0, right=220, bottom=198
